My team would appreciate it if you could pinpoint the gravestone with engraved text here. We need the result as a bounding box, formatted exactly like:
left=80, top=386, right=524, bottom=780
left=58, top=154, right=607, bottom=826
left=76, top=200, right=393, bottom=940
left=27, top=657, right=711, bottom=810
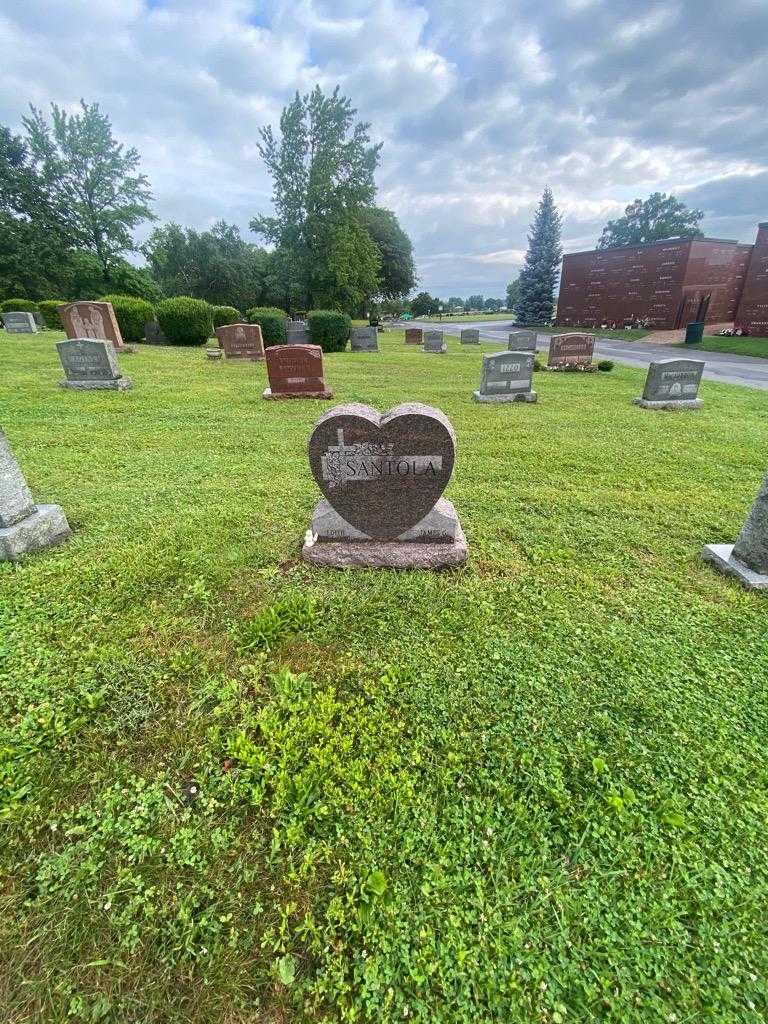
left=56, top=338, right=132, bottom=390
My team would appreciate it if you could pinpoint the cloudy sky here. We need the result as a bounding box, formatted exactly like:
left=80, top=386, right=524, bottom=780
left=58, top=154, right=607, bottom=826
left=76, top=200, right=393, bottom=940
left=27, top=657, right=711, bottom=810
left=1, top=0, right=766, bottom=298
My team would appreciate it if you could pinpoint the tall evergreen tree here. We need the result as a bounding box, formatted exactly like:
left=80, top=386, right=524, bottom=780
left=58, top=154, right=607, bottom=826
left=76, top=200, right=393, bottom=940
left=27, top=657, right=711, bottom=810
left=514, top=187, right=562, bottom=325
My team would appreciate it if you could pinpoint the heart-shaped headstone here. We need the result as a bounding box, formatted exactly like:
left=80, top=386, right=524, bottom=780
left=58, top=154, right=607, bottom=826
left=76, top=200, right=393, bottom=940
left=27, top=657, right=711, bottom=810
left=308, top=403, right=456, bottom=540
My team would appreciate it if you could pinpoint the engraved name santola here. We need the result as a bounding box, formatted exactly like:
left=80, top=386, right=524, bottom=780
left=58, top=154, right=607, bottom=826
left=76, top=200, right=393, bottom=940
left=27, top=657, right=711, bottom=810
left=321, top=429, right=443, bottom=488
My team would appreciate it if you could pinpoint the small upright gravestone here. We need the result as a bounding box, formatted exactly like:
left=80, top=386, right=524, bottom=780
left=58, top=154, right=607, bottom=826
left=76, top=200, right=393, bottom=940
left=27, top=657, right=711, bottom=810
left=546, top=333, right=596, bottom=371
left=58, top=301, right=130, bottom=352
left=405, top=327, right=423, bottom=345
left=0, top=428, right=70, bottom=561
left=144, top=320, right=168, bottom=345
left=215, top=323, right=265, bottom=361
left=460, top=328, right=480, bottom=345
left=286, top=322, right=310, bottom=345
left=350, top=326, right=379, bottom=352
left=263, top=344, right=332, bottom=399
left=3, top=312, right=38, bottom=334
left=473, top=351, right=537, bottom=403
left=302, top=402, right=467, bottom=569
left=508, top=330, right=536, bottom=352
left=423, top=330, right=446, bottom=354
left=703, top=471, right=768, bottom=591
left=56, top=338, right=132, bottom=391
left=633, top=359, right=704, bottom=410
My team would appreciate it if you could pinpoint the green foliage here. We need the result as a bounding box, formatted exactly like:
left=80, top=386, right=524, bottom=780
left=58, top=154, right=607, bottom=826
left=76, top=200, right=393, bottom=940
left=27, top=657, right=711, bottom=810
left=506, top=277, right=521, bottom=310
left=233, top=595, right=318, bottom=653
left=244, top=305, right=287, bottom=346
left=307, top=309, right=351, bottom=352
left=100, top=293, right=155, bottom=343
left=359, top=207, right=416, bottom=299
left=599, top=192, right=705, bottom=249
left=156, top=296, right=212, bottom=346
left=597, top=359, right=615, bottom=371
left=465, top=294, right=484, bottom=311
left=514, top=187, right=562, bottom=326
left=1, top=297, right=39, bottom=312
left=212, top=305, right=240, bottom=328
left=37, top=299, right=66, bottom=327
left=411, top=291, right=439, bottom=317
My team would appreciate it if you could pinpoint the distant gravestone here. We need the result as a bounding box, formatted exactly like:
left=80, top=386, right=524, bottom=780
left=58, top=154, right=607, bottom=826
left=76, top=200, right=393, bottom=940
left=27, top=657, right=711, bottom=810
left=286, top=322, right=310, bottom=345
left=633, top=359, right=704, bottom=410
left=33, top=312, right=45, bottom=328
left=216, top=322, right=265, bottom=361
left=460, top=328, right=480, bottom=345
left=547, top=333, right=596, bottom=370
left=58, top=301, right=128, bottom=352
left=508, top=330, right=536, bottom=352
left=405, top=327, right=423, bottom=345
left=56, top=338, right=132, bottom=391
left=703, top=471, right=768, bottom=591
left=0, top=427, right=70, bottom=561
left=3, top=312, right=38, bottom=334
left=263, top=344, right=332, bottom=399
left=473, top=350, right=537, bottom=403
left=423, top=330, right=446, bottom=353
left=144, top=320, right=168, bottom=345
left=302, top=402, right=467, bottom=568
left=350, top=326, right=379, bottom=352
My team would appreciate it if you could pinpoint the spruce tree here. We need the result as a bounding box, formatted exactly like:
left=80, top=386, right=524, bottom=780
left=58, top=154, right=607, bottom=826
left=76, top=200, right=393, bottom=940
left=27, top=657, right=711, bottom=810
left=513, top=187, right=562, bottom=326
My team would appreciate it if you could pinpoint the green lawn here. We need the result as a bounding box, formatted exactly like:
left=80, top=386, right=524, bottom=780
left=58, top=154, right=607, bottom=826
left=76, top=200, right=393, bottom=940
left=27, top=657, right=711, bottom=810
left=682, top=335, right=768, bottom=359
left=2, top=331, right=768, bottom=1024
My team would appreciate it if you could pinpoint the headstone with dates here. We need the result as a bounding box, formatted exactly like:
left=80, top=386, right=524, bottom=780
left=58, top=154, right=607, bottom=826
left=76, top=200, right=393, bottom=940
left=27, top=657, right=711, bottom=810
left=508, top=330, right=536, bottom=352
left=633, top=358, right=704, bottom=410
left=0, top=427, right=71, bottom=561
left=546, top=333, right=596, bottom=371
left=58, top=301, right=130, bottom=352
left=215, top=322, right=265, bottom=360
left=263, top=344, right=332, bottom=399
left=423, top=330, right=446, bottom=353
left=3, top=312, right=38, bottom=334
left=405, top=327, right=423, bottom=345
left=350, top=326, right=379, bottom=352
left=56, top=338, right=132, bottom=390
left=703, top=471, right=768, bottom=591
left=302, top=402, right=467, bottom=568
left=460, top=328, right=480, bottom=345
left=473, top=350, right=537, bottom=403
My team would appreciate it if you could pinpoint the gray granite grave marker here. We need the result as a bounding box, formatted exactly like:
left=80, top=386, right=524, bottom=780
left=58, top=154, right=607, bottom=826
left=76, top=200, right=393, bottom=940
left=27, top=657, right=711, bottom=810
left=0, top=428, right=70, bottom=561
left=508, top=330, right=536, bottom=351
left=350, top=326, right=379, bottom=352
left=56, top=338, right=132, bottom=390
left=702, top=471, right=768, bottom=590
left=473, top=350, right=537, bottom=403
left=460, top=328, right=480, bottom=345
left=423, top=330, right=446, bottom=353
left=302, top=402, right=467, bottom=568
left=3, top=312, right=38, bottom=334
left=633, top=358, right=704, bottom=410
left=286, top=322, right=310, bottom=345
left=144, top=320, right=168, bottom=345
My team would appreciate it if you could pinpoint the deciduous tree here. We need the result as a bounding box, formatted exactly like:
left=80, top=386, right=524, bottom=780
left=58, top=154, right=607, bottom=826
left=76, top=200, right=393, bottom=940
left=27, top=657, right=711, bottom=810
left=598, top=192, right=704, bottom=248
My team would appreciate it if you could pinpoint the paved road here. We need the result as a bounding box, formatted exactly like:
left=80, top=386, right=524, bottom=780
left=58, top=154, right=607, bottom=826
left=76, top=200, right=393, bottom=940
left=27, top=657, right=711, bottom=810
left=409, top=320, right=768, bottom=392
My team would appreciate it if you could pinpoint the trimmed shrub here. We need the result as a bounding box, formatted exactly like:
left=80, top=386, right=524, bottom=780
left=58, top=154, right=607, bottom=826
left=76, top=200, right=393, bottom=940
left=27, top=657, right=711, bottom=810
left=307, top=310, right=351, bottom=353
left=597, top=359, right=615, bottom=372
left=245, top=306, right=287, bottom=347
left=1, top=298, right=39, bottom=313
left=212, top=305, right=240, bottom=328
left=101, top=294, right=155, bottom=344
left=38, top=300, right=67, bottom=328
left=156, top=297, right=213, bottom=346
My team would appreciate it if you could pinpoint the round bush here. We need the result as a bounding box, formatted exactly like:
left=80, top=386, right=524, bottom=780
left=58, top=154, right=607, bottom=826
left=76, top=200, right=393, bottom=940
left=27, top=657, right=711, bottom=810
left=1, top=298, right=39, bottom=313
left=244, top=306, right=287, bottom=347
left=38, top=300, right=67, bottom=329
left=212, top=305, right=240, bottom=328
left=597, top=359, right=615, bottom=372
left=307, top=310, right=351, bottom=353
left=156, top=297, right=213, bottom=346
left=101, top=294, right=156, bottom=344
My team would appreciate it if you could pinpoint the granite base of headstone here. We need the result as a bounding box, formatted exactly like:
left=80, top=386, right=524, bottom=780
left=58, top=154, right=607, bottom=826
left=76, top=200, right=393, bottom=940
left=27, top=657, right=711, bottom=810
left=56, top=338, right=132, bottom=390
left=633, top=359, right=704, bottom=410
left=350, top=326, right=379, bottom=352
left=262, top=344, right=333, bottom=399
left=545, top=333, right=597, bottom=372
left=460, top=328, right=480, bottom=345
left=302, top=402, right=467, bottom=569
left=508, top=330, right=536, bottom=352
left=702, top=471, right=768, bottom=591
left=3, top=312, right=38, bottom=334
left=423, top=330, right=446, bottom=354
left=473, top=351, right=537, bottom=403
left=0, top=428, right=70, bottom=562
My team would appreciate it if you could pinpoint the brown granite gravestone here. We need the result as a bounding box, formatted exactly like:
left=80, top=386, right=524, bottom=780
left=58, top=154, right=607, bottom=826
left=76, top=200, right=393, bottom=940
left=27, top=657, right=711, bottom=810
left=215, top=322, right=265, bottom=360
left=263, top=344, right=333, bottom=399
left=302, top=402, right=467, bottom=568
left=405, top=327, right=423, bottom=345
left=547, top=333, right=596, bottom=370
left=58, top=301, right=128, bottom=351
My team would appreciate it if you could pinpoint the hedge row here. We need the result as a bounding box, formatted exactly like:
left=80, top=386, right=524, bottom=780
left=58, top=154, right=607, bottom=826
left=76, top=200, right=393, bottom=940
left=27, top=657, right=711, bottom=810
left=307, top=310, right=351, bottom=353
left=1, top=298, right=39, bottom=313
left=100, top=294, right=156, bottom=344
left=244, top=307, right=287, bottom=346
left=156, top=297, right=213, bottom=346
left=212, top=305, right=240, bottom=328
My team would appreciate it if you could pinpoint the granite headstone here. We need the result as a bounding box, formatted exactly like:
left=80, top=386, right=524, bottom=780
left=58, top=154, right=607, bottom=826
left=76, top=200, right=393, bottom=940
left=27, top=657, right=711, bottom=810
left=702, top=471, right=768, bottom=591
left=508, top=330, right=536, bottom=352
left=473, top=350, right=537, bottom=403
left=0, top=427, right=70, bottom=561
left=460, top=328, right=480, bottom=345
left=56, top=338, right=132, bottom=390
left=216, top=322, right=265, bottom=360
left=547, top=333, right=596, bottom=370
left=3, top=312, right=38, bottom=334
left=423, top=330, right=446, bottom=353
left=58, top=301, right=128, bottom=351
left=286, top=322, right=310, bottom=345
left=350, top=326, right=379, bottom=352
left=405, top=327, right=423, bottom=345
left=633, top=358, right=704, bottom=410
left=144, top=320, right=168, bottom=345
left=302, top=402, right=467, bottom=568
left=263, top=344, right=332, bottom=399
